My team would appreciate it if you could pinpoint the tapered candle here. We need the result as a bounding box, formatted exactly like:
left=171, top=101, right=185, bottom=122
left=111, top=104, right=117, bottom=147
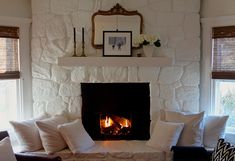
left=82, top=27, right=84, bottom=43
left=74, top=27, right=76, bottom=43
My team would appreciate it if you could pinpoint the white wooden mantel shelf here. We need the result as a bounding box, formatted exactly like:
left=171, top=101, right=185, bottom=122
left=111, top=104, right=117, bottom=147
left=58, top=57, right=172, bottom=67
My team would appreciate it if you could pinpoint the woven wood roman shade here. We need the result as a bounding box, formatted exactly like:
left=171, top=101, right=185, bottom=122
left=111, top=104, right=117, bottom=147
left=212, top=26, right=235, bottom=79
left=0, top=26, right=20, bottom=79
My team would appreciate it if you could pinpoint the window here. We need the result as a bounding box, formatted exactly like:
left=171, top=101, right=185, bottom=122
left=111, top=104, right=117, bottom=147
left=213, top=80, right=235, bottom=133
left=0, top=26, right=21, bottom=130
left=0, top=80, right=20, bottom=130
left=211, top=26, right=235, bottom=133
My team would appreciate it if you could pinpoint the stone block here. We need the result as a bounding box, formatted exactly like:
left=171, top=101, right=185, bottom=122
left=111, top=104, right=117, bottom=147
left=175, top=38, right=200, bottom=61
left=138, top=67, right=160, bottom=82
left=128, top=67, right=138, bottom=82
left=168, top=26, right=184, bottom=41
left=182, top=100, right=199, bottom=113
left=33, top=79, right=59, bottom=101
left=181, top=62, right=200, bottom=86
left=68, top=97, right=82, bottom=120
left=173, top=0, right=200, bottom=13
left=151, top=97, right=164, bottom=115
left=122, top=0, right=148, bottom=10
left=102, top=67, right=128, bottom=82
left=184, top=14, right=200, bottom=38
left=71, top=67, right=87, bottom=82
left=41, top=39, right=66, bottom=64
left=32, top=62, right=51, bottom=79
left=46, top=15, right=71, bottom=40
left=51, top=65, right=71, bottom=83
left=159, top=67, right=183, bottom=84
left=77, top=11, right=92, bottom=29
left=59, top=83, right=81, bottom=97
left=101, top=0, right=123, bottom=10
left=78, top=0, right=94, bottom=11
left=32, top=14, right=50, bottom=38
left=46, top=97, right=68, bottom=115
left=157, top=13, right=184, bottom=27
left=32, top=0, right=50, bottom=14
left=165, top=100, right=180, bottom=111
left=51, top=0, right=78, bottom=15
left=176, top=86, right=199, bottom=101
left=150, top=83, right=160, bottom=98
left=88, top=67, right=104, bottom=82
left=148, top=0, right=172, bottom=12
left=31, top=38, right=43, bottom=62
left=159, top=84, right=175, bottom=100
left=33, top=101, right=47, bottom=117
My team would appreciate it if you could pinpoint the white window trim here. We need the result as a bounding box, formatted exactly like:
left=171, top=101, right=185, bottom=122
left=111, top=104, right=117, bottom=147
left=201, top=15, right=235, bottom=113
left=201, top=15, right=235, bottom=144
left=0, top=16, right=32, bottom=119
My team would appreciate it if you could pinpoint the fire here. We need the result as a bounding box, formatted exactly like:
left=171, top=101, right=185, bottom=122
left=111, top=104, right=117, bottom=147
left=100, top=114, right=132, bottom=136
left=122, top=119, right=130, bottom=128
left=104, top=116, right=114, bottom=127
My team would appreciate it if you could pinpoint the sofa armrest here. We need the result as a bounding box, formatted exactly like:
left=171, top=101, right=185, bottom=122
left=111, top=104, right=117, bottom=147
left=15, top=153, right=62, bottom=161
left=171, top=146, right=211, bottom=161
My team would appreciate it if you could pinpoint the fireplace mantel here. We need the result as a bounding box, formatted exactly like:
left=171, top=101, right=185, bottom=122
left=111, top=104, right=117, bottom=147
left=58, top=57, right=172, bottom=67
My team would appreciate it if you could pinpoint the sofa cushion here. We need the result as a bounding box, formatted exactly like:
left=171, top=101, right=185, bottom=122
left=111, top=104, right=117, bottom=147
left=10, top=113, right=49, bottom=152
left=204, top=115, right=229, bottom=148
left=0, top=137, right=17, bottom=161
left=58, top=119, right=95, bottom=153
left=146, top=120, right=184, bottom=151
left=160, top=110, right=204, bottom=146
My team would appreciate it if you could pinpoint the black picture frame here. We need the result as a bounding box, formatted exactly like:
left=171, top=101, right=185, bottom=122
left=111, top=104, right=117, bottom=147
left=103, top=31, right=132, bottom=57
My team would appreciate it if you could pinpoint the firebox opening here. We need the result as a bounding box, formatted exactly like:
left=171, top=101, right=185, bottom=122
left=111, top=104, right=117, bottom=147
left=81, top=83, right=150, bottom=140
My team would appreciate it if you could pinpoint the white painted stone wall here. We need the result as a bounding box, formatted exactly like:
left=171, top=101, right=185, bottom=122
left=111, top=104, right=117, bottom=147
left=31, top=0, right=201, bottom=119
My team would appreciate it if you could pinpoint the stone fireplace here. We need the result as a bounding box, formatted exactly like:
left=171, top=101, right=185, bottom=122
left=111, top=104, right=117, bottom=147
left=81, top=83, right=150, bottom=140
left=31, top=0, right=201, bottom=128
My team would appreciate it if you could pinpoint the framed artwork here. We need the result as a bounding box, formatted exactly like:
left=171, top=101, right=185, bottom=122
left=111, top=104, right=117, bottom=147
left=103, top=31, right=132, bottom=57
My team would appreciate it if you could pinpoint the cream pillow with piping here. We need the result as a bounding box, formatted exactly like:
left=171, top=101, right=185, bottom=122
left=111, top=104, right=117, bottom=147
left=160, top=109, right=204, bottom=146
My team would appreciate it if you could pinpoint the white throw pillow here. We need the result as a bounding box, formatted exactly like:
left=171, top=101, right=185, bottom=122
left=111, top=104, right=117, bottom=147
left=146, top=120, right=184, bottom=151
left=9, top=113, right=49, bottom=152
left=35, top=115, right=68, bottom=154
left=0, top=137, right=17, bottom=161
left=58, top=119, right=95, bottom=153
left=160, top=110, right=204, bottom=146
left=204, top=115, right=229, bottom=148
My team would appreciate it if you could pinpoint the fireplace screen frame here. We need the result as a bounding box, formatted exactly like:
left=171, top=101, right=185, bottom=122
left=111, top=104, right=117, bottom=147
left=81, top=83, right=150, bottom=140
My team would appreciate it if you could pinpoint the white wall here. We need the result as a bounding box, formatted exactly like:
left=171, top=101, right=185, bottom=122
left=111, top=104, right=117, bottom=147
left=0, top=0, right=31, bottom=18
left=31, top=0, right=201, bottom=119
left=201, top=0, right=235, bottom=18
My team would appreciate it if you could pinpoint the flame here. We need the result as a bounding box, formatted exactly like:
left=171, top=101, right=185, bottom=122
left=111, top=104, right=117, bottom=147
left=104, top=116, right=114, bottom=127
left=119, top=118, right=131, bottom=128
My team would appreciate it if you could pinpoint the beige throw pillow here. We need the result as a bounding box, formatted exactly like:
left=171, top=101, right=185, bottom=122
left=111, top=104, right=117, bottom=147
left=36, top=115, right=68, bottom=154
left=10, top=113, right=49, bottom=152
left=160, top=110, right=204, bottom=146
left=58, top=119, right=95, bottom=153
left=204, top=115, right=229, bottom=148
left=146, top=120, right=184, bottom=151
left=0, top=137, right=17, bottom=161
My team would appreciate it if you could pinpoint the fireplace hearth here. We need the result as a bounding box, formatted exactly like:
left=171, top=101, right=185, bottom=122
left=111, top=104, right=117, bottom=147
left=81, top=83, right=150, bottom=140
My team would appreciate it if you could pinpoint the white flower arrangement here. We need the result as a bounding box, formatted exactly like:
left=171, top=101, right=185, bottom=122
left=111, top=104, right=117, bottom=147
left=134, top=34, right=161, bottom=47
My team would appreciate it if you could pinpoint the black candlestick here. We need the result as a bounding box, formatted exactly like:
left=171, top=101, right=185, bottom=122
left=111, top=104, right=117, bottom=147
left=73, top=27, right=77, bottom=57
left=80, top=27, right=86, bottom=57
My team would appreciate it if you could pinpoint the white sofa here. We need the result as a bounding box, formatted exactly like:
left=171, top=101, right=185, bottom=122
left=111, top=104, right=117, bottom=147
left=9, top=110, right=230, bottom=161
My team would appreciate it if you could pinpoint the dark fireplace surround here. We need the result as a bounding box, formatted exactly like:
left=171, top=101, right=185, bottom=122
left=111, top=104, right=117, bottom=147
left=81, top=83, right=150, bottom=140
